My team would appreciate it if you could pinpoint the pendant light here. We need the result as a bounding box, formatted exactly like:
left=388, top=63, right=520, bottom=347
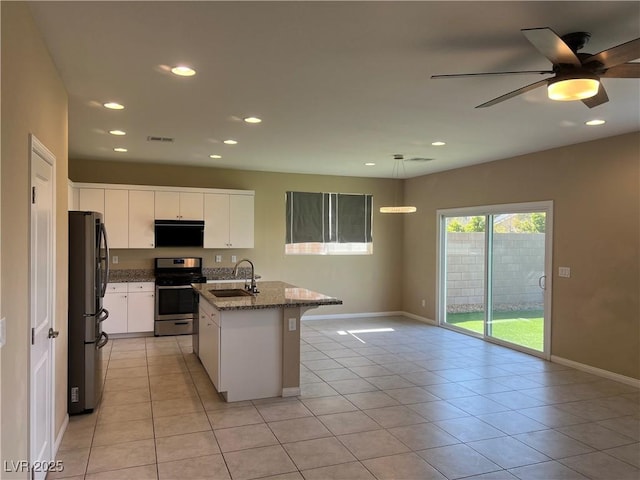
left=379, top=154, right=417, bottom=214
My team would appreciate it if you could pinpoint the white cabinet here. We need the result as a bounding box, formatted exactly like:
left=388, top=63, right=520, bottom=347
left=103, top=283, right=128, bottom=334
left=104, top=189, right=129, bottom=248
left=204, top=193, right=254, bottom=248
left=79, top=188, right=104, bottom=214
left=198, top=298, right=220, bottom=389
left=127, top=282, right=155, bottom=333
left=103, top=282, right=155, bottom=334
left=155, top=191, right=203, bottom=220
left=129, top=190, right=155, bottom=248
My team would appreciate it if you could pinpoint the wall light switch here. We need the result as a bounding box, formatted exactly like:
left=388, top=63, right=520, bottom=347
left=559, top=267, right=571, bottom=278
left=288, top=318, right=297, bottom=331
left=215, top=255, right=222, bottom=263
left=112, top=255, right=119, bottom=264
left=231, top=255, right=237, bottom=263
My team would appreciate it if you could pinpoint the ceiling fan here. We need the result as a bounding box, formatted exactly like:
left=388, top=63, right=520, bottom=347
left=432, top=27, right=640, bottom=108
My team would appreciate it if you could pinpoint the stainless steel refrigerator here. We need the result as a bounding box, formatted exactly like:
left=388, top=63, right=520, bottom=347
left=68, top=211, right=110, bottom=414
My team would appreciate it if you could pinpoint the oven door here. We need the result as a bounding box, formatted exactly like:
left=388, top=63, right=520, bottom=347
left=155, top=285, right=198, bottom=321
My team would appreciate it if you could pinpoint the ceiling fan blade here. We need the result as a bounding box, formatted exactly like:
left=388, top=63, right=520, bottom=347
left=584, top=38, right=640, bottom=69
left=582, top=84, right=609, bottom=108
left=431, top=70, right=553, bottom=79
left=521, top=27, right=581, bottom=66
left=476, top=79, right=548, bottom=108
left=601, top=62, right=640, bottom=78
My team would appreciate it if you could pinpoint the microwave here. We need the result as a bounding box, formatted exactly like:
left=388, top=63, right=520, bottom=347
left=154, top=220, right=204, bottom=247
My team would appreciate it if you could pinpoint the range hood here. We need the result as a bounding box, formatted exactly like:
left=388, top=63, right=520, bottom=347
left=154, top=220, right=204, bottom=248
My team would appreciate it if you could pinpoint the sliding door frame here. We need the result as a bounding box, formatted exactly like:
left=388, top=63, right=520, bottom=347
left=436, top=201, right=553, bottom=359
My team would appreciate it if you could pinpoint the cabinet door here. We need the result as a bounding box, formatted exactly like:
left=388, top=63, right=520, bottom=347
left=179, top=192, right=204, bottom=220
left=229, top=195, right=254, bottom=248
left=129, top=190, right=155, bottom=248
left=203, top=193, right=231, bottom=248
left=103, top=290, right=128, bottom=334
left=198, top=311, right=216, bottom=382
left=79, top=188, right=104, bottom=215
left=155, top=191, right=180, bottom=219
left=127, top=291, right=155, bottom=333
left=211, top=317, right=220, bottom=389
left=104, top=189, right=129, bottom=248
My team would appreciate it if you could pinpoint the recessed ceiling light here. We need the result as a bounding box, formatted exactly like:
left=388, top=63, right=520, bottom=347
left=223, top=139, right=238, bottom=145
left=432, top=141, right=446, bottom=146
left=113, top=147, right=128, bottom=153
left=585, top=119, right=606, bottom=126
left=243, top=116, right=262, bottom=124
left=364, top=162, right=376, bottom=166
left=171, top=66, right=196, bottom=77
left=109, top=130, right=126, bottom=136
left=103, top=102, right=124, bottom=110
left=209, top=154, right=222, bottom=159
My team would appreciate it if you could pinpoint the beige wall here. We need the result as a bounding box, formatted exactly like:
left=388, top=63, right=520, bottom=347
left=1, top=2, right=69, bottom=473
left=69, top=161, right=405, bottom=315
left=404, top=132, right=640, bottom=379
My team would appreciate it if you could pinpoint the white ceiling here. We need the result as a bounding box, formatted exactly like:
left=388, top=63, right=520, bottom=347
left=29, top=1, right=640, bottom=179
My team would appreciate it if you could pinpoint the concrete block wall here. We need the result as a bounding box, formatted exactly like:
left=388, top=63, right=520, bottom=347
left=446, top=232, right=544, bottom=312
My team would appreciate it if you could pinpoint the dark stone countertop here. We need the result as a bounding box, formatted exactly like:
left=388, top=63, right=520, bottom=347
left=194, top=281, right=343, bottom=311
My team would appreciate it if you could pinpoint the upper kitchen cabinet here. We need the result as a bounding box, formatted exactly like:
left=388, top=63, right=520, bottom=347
left=204, top=193, right=254, bottom=248
left=129, top=190, right=155, bottom=248
left=104, top=189, right=129, bottom=248
left=155, top=191, right=203, bottom=220
left=79, top=188, right=104, bottom=214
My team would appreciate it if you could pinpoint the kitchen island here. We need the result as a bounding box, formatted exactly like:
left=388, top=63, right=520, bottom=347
left=193, top=281, right=342, bottom=402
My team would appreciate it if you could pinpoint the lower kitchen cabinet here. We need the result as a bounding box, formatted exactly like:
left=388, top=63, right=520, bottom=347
left=197, top=297, right=281, bottom=401
left=198, top=297, right=220, bottom=388
left=103, top=282, right=155, bottom=334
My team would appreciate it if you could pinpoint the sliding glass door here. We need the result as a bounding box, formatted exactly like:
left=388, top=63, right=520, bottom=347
left=439, top=203, right=552, bottom=357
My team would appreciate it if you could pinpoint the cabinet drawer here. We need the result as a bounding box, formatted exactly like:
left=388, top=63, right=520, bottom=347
left=127, top=281, right=155, bottom=293
left=105, top=283, right=127, bottom=293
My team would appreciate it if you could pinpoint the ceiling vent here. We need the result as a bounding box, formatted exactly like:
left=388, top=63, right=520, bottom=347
left=147, top=136, right=174, bottom=143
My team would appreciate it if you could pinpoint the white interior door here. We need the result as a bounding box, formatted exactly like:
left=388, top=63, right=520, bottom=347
left=30, top=135, right=56, bottom=479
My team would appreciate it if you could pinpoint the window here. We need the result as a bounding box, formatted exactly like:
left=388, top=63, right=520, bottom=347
left=286, top=191, right=373, bottom=255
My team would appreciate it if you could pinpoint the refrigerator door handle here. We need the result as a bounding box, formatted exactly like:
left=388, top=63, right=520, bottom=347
left=96, top=331, right=109, bottom=349
left=99, top=222, right=110, bottom=297
left=97, top=308, right=109, bottom=323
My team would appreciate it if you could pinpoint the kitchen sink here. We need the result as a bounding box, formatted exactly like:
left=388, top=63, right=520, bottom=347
left=209, top=288, right=253, bottom=298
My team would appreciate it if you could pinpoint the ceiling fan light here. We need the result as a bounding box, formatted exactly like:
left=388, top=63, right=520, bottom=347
left=380, top=206, right=417, bottom=214
left=547, top=75, right=600, bottom=101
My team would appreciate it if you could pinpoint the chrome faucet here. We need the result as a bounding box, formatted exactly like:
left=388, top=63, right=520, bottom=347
left=233, top=258, right=259, bottom=293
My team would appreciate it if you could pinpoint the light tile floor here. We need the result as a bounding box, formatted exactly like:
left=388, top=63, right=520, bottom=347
left=52, top=316, right=640, bottom=480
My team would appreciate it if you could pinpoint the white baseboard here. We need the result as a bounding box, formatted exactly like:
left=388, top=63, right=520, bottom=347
left=282, top=387, right=300, bottom=397
left=303, top=310, right=437, bottom=325
left=303, top=311, right=404, bottom=320
left=53, top=414, right=69, bottom=457
left=551, top=355, right=640, bottom=389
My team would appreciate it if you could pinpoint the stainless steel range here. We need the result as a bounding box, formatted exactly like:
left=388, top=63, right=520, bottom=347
left=154, top=257, right=206, bottom=336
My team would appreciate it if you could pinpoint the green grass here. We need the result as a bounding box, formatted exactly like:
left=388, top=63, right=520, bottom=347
left=446, top=310, right=544, bottom=351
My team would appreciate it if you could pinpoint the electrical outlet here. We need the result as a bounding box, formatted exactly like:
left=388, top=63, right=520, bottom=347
left=421, top=299, right=426, bottom=308
left=559, top=267, right=571, bottom=278
left=288, top=318, right=297, bottom=331
left=112, top=255, right=119, bottom=264
left=215, top=255, right=222, bottom=263
left=231, top=255, right=237, bottom=263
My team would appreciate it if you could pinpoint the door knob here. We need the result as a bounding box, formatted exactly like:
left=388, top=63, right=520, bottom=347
left=48, top=328, right=60, bottom=339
